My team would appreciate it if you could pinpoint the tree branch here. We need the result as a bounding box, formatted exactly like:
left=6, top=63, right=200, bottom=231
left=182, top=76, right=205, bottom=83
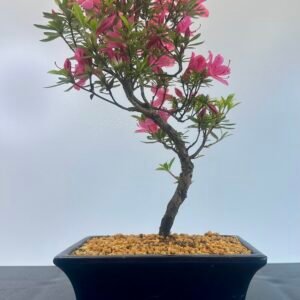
left=74, top=82, right=137, bottom=112
left=187, top=127, right=202, bottom=151
left=189, top=129, right=210, bottom=159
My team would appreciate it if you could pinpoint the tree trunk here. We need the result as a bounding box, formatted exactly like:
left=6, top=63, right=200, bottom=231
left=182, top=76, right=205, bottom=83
left=159, top=157, right=194, bottom=236
left=122, top=81, right=194, bottom=236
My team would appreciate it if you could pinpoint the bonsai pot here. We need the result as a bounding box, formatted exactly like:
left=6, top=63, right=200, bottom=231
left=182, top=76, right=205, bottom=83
left=54, top=236, right=267, bottom=300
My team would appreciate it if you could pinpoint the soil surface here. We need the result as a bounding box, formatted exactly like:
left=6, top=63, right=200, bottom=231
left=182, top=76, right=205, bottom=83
left=72, top=232, right=251, bottom=256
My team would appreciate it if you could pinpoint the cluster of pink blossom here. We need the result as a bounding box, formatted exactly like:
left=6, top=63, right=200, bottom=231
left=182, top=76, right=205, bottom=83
left=72, top=0, right=210, bottom=75
left=62, top=0, right=230, bottom=133
left=64, top=48, right=91, bottom=90
left=136, top=50, right=231, bottom=134
left=184, top=51, right=231, bottom=85
left=136, top=87, right=172, bottom=133
left=76, top=0, right=99, bottom=10
left=146, top=0, right=208, bottom=72
left=101, top=15, right=130, bottom=64
left=136, top=111, right=170, bottom=134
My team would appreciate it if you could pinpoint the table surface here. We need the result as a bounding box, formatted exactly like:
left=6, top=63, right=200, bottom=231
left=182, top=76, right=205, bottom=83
left=0, top=263, right=299, bottom=300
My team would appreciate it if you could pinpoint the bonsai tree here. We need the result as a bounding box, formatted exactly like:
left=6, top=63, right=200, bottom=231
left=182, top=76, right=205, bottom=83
left=36, top=0, right=236, bottom=237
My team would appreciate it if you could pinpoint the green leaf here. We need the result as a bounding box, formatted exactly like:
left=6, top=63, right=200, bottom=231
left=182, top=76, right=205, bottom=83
left=120, top=15, right=130, bottom=29
left=142, top=141, right=157, bottom=144
left=156, top=158, right=176, bottom=172
left=54, top=0, right=64, bottom=8
left=64, top=85, right=74, bottom=92
left=88, top=19, right=98, bottom=31
left=189, top=33, right=201, bottom=43
left=40, top=33, right=60, bottom=42
left=168, top=157, right=175, bottom=169
left=210, top=131, right=219, bottom=140
left=72, top=4, right=86, bottom=26
left=44, top=32, right=59, bottom=36
left=45, top=82, right=66, bottom=88
left=43, top=12, right=56, bottom=19
left=156, top=163, right=168, bottom=172
left=131, top=115, right=141, bottom=120
left=34, top=24, right=55, bottom=30
left=156, top=167, right=166, bottom=171
left=48, top=69, right=68, bottom=76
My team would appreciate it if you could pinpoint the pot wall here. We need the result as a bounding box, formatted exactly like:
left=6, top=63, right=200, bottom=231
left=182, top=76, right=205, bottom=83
left=54, top=236, right=267, bottom=300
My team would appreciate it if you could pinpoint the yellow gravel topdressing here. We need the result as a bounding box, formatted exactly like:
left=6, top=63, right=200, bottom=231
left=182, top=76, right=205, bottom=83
left=72, top=232, right=251, bottom=256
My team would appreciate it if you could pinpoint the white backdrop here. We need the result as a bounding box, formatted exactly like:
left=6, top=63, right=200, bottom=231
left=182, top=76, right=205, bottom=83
left=0, top=0, right=299, bottom=265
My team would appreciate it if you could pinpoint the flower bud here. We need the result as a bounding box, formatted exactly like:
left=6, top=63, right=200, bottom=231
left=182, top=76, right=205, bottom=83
left=175, top=88, right=183, bottom=98
left=208, top=103, right=218, bottom=115
left=198, top=107, right=207, bottom=119
left=64, top=59, right=72, bottom=73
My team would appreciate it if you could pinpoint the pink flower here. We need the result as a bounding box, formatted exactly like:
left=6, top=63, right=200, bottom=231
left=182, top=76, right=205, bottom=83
left=207, top=51, right=231, bottom=85
left=154, top=11, right=165, bottom=25
left=147, top=36, right=161, bottom=49
left=74, top=78, right=87, bottom=90
left=149, top=55, right=175, bottom=73
left=135, top=93, right=171, bottom=134
left=152, top=1, right=170, bottom=23
left=64, top=59, right=72, bottom=73
left=74, top=48, right=89, bottom=63
left=183, top=52, right=207, bottom=79
left=182, top=52, right=207, bottom=80
left=74, top=61, right=86, bottom=76
left=151, top=86, right=172, bottom=107
left=163, top=41, right=175, bottom=51
left=135, top=111, right=170, bottom=134
left=97, top=15, right=116, bottom=35
left=72, top=48, right=91, bottom=90
left=197, top=0, right=209, bottom=17
left=77, top=0, right=98, bottom=10
left=158, top=110, right=170, bottom=122
left=74, top=62, right=88, bottom=90
left=102, top=41, right=129, bottom=64
left=188, top=52, right=207, bottom=72
left=62, top=52, right=89, bottom=90
left=136, top=118, right=159, bottom=134
left=185, top=27, right=192, bottom=37
left=100, top=19, right=130, bottom=63
left=74, top=48, right=90, bottom=75
left=106, top=32, right=126, bottom=49
left=156, top=55, right=175, bottom=68
left=176, top=16, right=192, bottom=35
left=147, top=36, right=175, bottom=53
left=152, top=98, right=165, bottom=108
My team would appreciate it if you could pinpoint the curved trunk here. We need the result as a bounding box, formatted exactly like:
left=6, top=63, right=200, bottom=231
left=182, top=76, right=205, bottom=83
left=159, top=157, right=194, bottom=236
left=122, top=81, right=194, bottom=236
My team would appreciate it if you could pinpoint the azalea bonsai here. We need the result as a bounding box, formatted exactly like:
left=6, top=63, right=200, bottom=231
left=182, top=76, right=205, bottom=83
left=36, top=0, right=236, bottom=237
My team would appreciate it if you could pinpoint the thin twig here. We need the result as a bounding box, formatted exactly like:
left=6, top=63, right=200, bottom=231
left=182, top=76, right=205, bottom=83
left=74, top=82, right=136, bottom=112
